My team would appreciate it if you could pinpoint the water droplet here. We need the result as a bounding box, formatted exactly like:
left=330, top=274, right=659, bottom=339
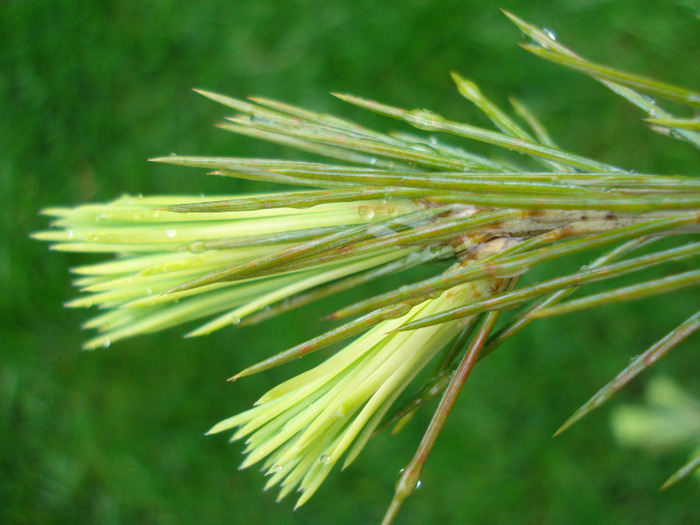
left=170, top=152, right=178, bottom=158
left=411, top=143, right=432, bottom=153
left=429, top=136, right=438, bottom=145
left=395, top=468, right=422, bottom=491
left=320, top=454, right=330, bottom=464
left=189, top=241, right=207, bottom=253
left=368, top=157, right=378, bottom=165
left=427, top=245, right=443, bottom=256
left=67, top=229, right=74, bottom=239
left=165, top=229, right=177, bottom=238
left=250, top=114, right=271, bottom=124
left=103, top=339, right=111, bottom=348
left=543, top=28, right=557, bottom=40
left=358, top=205, right=375, bottom=220
left=273, top=464, right=283, bottom=473
left=230, top=316, right=241, bottom=325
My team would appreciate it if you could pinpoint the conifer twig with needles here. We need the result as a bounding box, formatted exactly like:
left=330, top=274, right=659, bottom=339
left=33, top=11, right=699, bottom=523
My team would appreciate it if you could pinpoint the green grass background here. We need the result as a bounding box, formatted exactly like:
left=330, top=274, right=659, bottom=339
left=2, top=1, right=699, bottom=523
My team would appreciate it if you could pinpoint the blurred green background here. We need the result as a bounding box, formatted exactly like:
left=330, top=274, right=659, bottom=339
left=2, top=0, right=699, bottom=523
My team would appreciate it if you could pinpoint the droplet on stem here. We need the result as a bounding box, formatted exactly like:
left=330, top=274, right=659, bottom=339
left=358, top=205, right=376, bottom=220
left=543, top=28, right=557, bottom=40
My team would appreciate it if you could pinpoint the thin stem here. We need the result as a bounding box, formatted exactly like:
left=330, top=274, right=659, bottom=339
left=480, top=236, right=658, bottom=357
left=555, top=309, right=700, bottom=435
left=660, top=452, right=700, bottom=490
left=381, top=310, right=500, bottom=525
left=529, top=269, right=700, bottom=319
